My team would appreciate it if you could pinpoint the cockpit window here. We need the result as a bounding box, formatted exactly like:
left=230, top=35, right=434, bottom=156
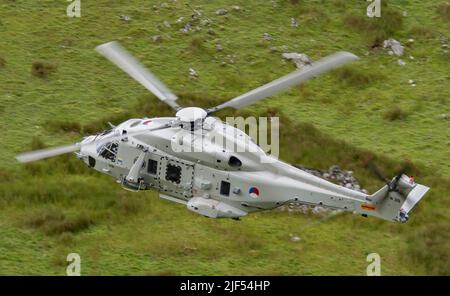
left=97, top=142, right=118, bottom=162
left=100, top=128, right=113, bottom=136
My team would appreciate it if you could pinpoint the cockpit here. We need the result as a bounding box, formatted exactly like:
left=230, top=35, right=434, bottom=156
left=99, top=128, right=114, bottom=136
left=97, top=141, right=118, bottom=162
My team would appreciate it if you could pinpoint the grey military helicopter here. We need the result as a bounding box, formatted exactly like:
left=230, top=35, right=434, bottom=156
left=17, top=41, right=429, bottom=223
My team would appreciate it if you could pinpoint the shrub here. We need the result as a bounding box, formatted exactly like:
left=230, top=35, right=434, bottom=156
left=409, top=26, right=435, bottom=39
left=335, top=66, right=384, bottom=86
left=25, top=208, right=94, bottom=235
left=30, top=136, right=46, bottom=150
left=395, top=159, right=420, bottom=177
left=46, top=214, right=93, bottom=235
left=0, top=56, right=5, bottom=68
left=408, top=224, right=450, bottom=275
left=437, top=2, right=450, bottom=21
left=31, top=60, right=56, bottom=78
left=46, top=120, right=81, bottom=134
left=383, top=106, right=407, bottom=121
left=344, top=7, right=403, bottom=45
left=115, top=194, right=145, bottom=215
left=190, top=36, right=204, bottom=52
left=25, top=208, right=65, bottom=229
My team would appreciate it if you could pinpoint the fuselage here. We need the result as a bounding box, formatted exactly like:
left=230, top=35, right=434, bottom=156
left=76, top=116, right=377, bottom=219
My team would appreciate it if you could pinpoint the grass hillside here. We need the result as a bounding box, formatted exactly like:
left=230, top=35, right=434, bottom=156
left=0, top=0, right=449, bottom=275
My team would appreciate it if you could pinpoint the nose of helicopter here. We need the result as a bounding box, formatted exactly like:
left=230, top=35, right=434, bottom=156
left=77, top=134, right=104, bottom=168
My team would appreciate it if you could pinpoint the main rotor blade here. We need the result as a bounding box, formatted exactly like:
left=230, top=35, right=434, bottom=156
left=207, top=52, right=358, bottom=113
left=16, top=123, right=175, bottom=163
left=96, top=41, right=180, bottom=110
left=16, top=144, right=80, bottom=163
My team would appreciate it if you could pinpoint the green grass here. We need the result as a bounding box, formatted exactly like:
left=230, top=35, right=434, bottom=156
left=0, top=0, right=449, bottom=275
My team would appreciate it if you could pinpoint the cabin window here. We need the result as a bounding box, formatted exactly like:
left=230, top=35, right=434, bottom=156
left=228, top=156, right=242, bottom=168
left=88, top=156, right=96, bottom=168
left=220, top=181, right=231, bottom=196
left=147, top=159, right=158, bottom=175
left=165, top=164, right=182, bottom=184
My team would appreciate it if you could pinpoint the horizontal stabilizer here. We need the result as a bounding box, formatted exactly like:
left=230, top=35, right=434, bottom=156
left=401, top=184, right=429, bottom=214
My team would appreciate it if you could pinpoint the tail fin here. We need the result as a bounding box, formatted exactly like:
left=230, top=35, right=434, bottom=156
left=368, top=174, right=429, bottom=223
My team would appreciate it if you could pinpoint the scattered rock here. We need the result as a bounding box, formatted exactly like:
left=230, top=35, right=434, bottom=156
left=216, top=8, right=228, bottom=16
left=291, top=17, right=299, bottom=28
left=398, top=59, right=406, bottom=66
left=408, top=79, right=417, bottom=86
left=119, top=15, right=131, bottom=22
left=231, top=5, right=241, bottom=12
left=183, top=246, right=198, bottom=254
left=270, top=45, right=288, bottom=53
left=200, top=19, right=210, bottom=26
left=407, top=38, right=415, bottom=43
left=179, top=22, right=192, bottom=33
left=290, top=235, right=301, bottom=242
left=312, top=206, right=328, bottom=215
left=262, top=32, right=272, bottom=41
left=191, top=9, right=202, bottom=20
left=439, top=34, right=448, bottom=50
left=403, top=11, right=408, bottom=17
left=383, top=38, right=404, bottom=56
left=216, top=43, right=223, bottom=52
left=226, top=54, right=236, bottom=64
left=282, top=52, right=313, bottom=69
left=207, top=28, right=215, bottom=35
left=176, top=17, right=184, bottom=24
left=152, top=35, right=162, bottom=43
left=438, top=114, right=449, bottom=120
left=189, top=68, right=198, bottom=77
left=163, top=20, right=171, bottom=28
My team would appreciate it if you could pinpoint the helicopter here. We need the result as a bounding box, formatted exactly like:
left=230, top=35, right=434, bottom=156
left=16, top=41, right=429, bottom=223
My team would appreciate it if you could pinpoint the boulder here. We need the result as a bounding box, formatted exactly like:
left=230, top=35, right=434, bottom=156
left=152, top=35, right=162, bottom=43
left=119, top=15, right=131, bottom=22
left=282, top=53, right=313, bottom=69
left=216, top=8, right=228, bottom=16
left=262, top=32, right=272, bottom=41
left=189, top=68, right=198, bottom=77
left=383, top=38, right=404, bottom=56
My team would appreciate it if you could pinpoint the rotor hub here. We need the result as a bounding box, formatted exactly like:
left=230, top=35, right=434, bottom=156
left=176, top=107, right=207, bottom=131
